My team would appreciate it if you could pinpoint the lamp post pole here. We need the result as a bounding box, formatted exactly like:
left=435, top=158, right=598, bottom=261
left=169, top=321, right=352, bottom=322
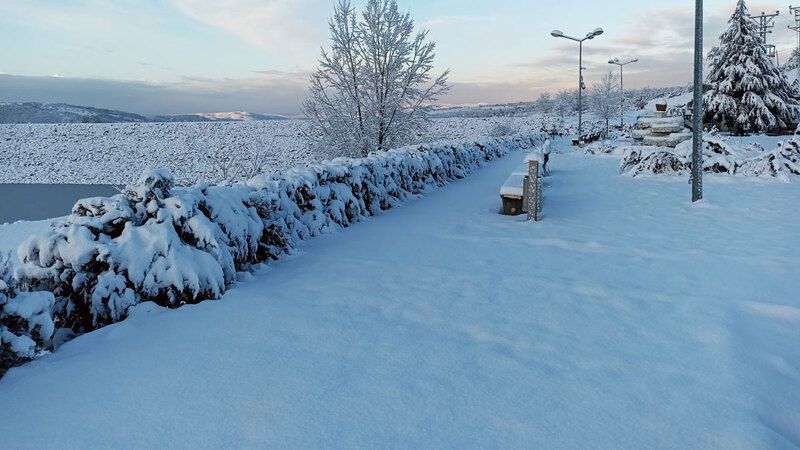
left=692, top=0, right=704, bottom=202
left=579, top=41, right=583, bottom=140
left=618, top=62, right=621, bottom=128
left=551, top=27, right=604, bottom=144
left=608, top=58, right=639, bottom=129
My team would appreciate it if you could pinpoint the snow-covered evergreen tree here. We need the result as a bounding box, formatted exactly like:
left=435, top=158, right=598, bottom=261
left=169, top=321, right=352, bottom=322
left=781, top=47, right=800, bottom=93
left=303, top=0, right=449, bottom=157
left=704, top=0, right=800, bottom=135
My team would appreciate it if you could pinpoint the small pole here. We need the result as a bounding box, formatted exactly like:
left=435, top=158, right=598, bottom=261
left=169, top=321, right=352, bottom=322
left=527, top=159, right=540, bottom=221
left=692, top=0, right=704, bottom=202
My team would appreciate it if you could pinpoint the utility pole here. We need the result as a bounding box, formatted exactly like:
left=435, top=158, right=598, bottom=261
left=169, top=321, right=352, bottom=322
left=789, top=6, right=800, bottom=83
left=692, top=0, right=704, bottom=203
left=748, top=10, right=780, bottom=61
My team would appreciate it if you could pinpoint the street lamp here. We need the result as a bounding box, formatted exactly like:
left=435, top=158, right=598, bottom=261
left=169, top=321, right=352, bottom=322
left=551, top=27, right=604, bottom=144
left=692, top=0, right=703, bottom=202
left=608, top=57, right=638, bottom=128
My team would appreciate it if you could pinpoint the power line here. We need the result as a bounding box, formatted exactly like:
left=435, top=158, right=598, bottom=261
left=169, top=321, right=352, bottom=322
left=748, top=10, right=780, bottom=59
left=789, top=6, right=800, bottom=80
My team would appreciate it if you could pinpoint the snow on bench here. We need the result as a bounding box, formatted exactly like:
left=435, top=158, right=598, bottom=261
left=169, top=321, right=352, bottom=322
left=500, top=173, right=527, bottom=198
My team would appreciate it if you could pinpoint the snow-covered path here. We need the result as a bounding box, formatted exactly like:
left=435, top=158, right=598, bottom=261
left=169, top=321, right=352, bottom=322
left=1, top=139, right=799, bottom=448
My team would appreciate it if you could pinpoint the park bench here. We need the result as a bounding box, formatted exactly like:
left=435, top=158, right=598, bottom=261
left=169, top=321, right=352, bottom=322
left=500, top=151, right=544, bottom=220
left=572, top=130, right=602, bottom=147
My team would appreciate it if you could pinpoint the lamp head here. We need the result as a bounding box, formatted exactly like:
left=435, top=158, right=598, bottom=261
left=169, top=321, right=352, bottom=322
left=592, top=27, right=604, bottom=37
left=551, top=30, right=564, bottom=38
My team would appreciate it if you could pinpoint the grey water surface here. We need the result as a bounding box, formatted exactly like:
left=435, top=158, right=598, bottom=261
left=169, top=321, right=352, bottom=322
left=0, top=184, right=118, bottom=224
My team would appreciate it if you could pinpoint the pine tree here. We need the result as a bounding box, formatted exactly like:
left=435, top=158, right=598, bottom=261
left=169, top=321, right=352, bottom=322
left=704, top=0, right=800, bottom=135
left=781, top=48, right=800, bottom=92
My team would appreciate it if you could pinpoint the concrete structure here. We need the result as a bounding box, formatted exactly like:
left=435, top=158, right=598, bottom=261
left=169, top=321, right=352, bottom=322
left=633, top=102, right=693, bottom=148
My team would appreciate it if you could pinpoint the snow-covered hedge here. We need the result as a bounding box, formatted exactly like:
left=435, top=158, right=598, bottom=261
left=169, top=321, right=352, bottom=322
left=0, top=255, right=54, bottom=377
left=6, top=133, right=545, bottom=376
left=620, top=134, right=800, bottom=179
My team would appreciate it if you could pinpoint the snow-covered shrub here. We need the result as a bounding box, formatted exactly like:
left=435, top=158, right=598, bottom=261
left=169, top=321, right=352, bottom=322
left=698, top=137, right=737, bottom=174
left=16, top=169, right=265, bottom=333
left=620, top=148, right=688, bottom=177
left=0, top=255, right=55, bottom=377
left=584, top=141, right=622, bottom=156
left=488, top=123, right=516, bottom=138
left=737, top=138, right=800, bottom=179
left=619, top=133, right=800, bottom=178
left=15, top=133, right=547, bottom=354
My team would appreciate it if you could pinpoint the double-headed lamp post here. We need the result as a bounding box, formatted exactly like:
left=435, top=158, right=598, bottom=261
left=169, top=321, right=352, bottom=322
left=551, top=27, right=604, bottom=143
left=608, top=57, right=638, bottom=128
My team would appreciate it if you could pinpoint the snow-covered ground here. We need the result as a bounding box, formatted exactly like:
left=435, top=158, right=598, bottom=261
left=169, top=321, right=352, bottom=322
left=1, top=137, right=797, bottom=448
left=0, top=117, right=551, bottom=185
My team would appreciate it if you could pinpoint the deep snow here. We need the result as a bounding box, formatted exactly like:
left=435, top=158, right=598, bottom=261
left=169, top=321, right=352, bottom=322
left=0, top=138, right=798, bottom=448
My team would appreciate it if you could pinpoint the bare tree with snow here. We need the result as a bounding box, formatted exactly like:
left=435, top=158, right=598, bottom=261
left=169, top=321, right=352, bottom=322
left=590, top=71, right=621, bottom=135
left=303, top=0, right=450, bottom=157
left=534, top=92, right=553, bottom=114
left=553, top=89, right=576, bottom=124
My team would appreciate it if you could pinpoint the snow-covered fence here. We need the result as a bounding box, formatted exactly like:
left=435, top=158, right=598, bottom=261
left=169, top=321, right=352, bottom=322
left=4, top=133, right=547, bottom=376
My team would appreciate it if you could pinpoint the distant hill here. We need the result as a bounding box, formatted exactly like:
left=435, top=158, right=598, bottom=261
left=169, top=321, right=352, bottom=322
left=0, top=102, right=295, bottom=124
left=0, top=102, right=151, bottom=124
left=189, top=112, right=292, bottom=121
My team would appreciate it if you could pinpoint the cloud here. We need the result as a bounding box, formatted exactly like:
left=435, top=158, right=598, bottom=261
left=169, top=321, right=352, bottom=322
left=503, top=3, right=743, bottom=99
left=0, top=0, right=168, bottom=36
left=0, top=73, right=309, bottom=116
left=167, top=0, right=328, bottom=60
left=442, top=80, right=542, bottom=105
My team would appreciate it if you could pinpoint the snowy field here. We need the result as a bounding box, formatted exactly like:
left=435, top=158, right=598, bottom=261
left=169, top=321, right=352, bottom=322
left=0, top=116, right=549, bottom=185
left=1, top=137, right=797, bottom=448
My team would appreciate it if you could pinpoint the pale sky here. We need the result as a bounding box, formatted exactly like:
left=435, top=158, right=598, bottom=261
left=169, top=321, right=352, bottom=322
left=0, top=0, right=796, bottom=114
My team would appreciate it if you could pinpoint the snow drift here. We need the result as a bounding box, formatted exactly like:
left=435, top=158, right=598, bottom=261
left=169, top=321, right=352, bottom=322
left=5, top=133, right=546, bottom=376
